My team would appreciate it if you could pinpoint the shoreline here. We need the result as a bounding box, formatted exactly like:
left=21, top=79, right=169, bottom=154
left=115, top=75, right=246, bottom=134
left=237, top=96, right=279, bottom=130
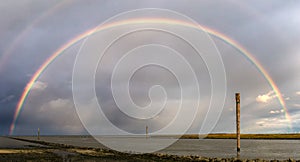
left=183, top=133, right=300, bottom=140
left=7, top=133, right=300, bottom=140
left=0, top=137, right=298, bottom=162
left=0, top=137, right=230, bottom=162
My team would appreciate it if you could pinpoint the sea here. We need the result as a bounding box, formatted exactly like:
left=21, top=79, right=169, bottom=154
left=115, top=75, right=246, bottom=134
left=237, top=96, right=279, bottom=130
left=1, top=136, right=300, bottom=160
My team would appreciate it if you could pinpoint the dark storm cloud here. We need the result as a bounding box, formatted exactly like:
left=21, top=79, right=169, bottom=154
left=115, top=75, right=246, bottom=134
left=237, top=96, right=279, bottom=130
left=0, top=94, right=20, bottom=134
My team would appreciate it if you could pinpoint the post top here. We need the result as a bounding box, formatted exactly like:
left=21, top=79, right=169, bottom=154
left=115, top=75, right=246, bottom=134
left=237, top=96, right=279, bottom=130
left=235, top=93, right=240, bottom=102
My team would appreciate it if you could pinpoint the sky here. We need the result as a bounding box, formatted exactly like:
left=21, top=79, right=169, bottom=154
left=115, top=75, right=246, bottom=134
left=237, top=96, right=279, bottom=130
left=0, top=0, right=299, bottom=135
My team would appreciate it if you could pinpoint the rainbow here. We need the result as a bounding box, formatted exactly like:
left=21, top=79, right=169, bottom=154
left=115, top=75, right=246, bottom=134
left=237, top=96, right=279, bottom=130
left=9, top=18, right=291, bottom=135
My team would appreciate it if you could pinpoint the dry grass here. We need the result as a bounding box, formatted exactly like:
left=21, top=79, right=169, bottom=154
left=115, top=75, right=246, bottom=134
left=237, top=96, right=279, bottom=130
left=0, top=149, right=44, bottom=154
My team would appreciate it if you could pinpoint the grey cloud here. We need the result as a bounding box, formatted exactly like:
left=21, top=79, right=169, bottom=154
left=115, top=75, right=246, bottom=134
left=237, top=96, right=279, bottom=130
left=1, top=0, right=300, bottom=135
left=0, top=95, right=15, bottom=103
left=15, top=97, right=85, bottom=135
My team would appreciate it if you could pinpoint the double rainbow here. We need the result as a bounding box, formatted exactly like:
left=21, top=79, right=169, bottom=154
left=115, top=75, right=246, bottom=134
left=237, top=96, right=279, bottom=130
left=9, top=18, right=291, bottom=135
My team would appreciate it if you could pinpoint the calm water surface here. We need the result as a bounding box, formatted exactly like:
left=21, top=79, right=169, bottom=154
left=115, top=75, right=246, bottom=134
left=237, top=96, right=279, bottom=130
left=7, top=136, right=300, bottom=160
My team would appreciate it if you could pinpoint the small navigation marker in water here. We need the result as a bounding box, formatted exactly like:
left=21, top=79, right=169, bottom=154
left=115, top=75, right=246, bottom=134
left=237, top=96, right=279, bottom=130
left=236, top=93, right=241, bottom=158
left=146, top=125, right=148, bottom=139
left=37, top=128, right=40, bottom=140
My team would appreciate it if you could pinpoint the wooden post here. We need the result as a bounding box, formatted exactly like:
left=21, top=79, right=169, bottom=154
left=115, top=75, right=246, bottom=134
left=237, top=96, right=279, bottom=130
left=235, top=93, right=240, bottom=158
left=146, top=125, right=148, bottom=139
left=38, top=128, right=40, bottom=140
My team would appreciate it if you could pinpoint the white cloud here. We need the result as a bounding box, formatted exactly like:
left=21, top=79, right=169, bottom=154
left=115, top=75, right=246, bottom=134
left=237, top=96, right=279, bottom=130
left=39, top=98, right=73, bottom=112
left=296, top=91, right=300, bottom=96
left=244, top=117, right=290, bottom=133
left=37, top=98, right=84, bottom=133
left=31, top=81, right=48, bottom=91
left=269, top=109, right=283, bottom=114
left=294, top=104, right=300, bottom=108
left=256, top=91, right=277, bottom=103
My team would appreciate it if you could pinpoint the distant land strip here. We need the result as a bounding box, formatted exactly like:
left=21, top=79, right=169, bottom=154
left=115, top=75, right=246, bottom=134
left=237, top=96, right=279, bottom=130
left=179, top=134, right=300, bottom=139
left=8, top=133, right=300, bottom=140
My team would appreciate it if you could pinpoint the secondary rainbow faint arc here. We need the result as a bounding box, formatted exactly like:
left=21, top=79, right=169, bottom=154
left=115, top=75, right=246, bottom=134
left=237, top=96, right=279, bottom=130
left=0, top=0, right=71, bottom=74
left=9, top=18, right=291, bottom=135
